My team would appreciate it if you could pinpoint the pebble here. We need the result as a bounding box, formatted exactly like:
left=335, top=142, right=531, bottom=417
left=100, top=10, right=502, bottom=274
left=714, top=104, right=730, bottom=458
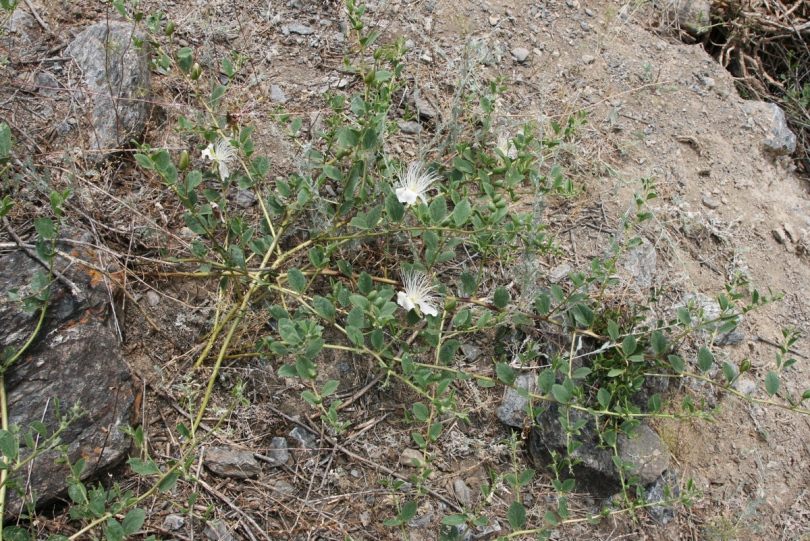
left=290, top=427, right=318, bottom=450
left=453, top=479, right=472, bottom=506
left=585, top=7, right=595, bottom=16
left=264, top=437, right=290, bottom=466
left=580, top=22, right=591, bottom=31
left=511, top=47, right=530, bottom=63
left=270, top=84, right=289, bottom=104
left=581, top=54, right=596, bottom=64
left=204, top=520, right=234, bottom=541
left=273, top=479, right=296, bottom=496
left=398, top=121, right=422, bottom=134
left=287, top=23, right=315, bottom=35
left=773, top=228, right=787, bottom=245
left=783, top=222, right=799, bottom=243
left=146, top=290, right=160, bottom=307
left=701, top=196, right=720, bottom=209
left=489, top=15, right=499, bottom=26
left=400, top=448, right=423, bottom=467
left=162, top=514, right=185, bottom=531
left=461, top=343, right=481, bottom=361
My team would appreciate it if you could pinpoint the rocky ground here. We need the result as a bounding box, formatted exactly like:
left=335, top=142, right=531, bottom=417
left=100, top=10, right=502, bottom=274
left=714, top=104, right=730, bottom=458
left=1, top=0, right=810, bottom=539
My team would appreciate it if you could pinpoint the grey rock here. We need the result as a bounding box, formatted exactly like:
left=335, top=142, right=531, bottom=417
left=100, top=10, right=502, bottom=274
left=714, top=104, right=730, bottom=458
left=511, top=47, right=530, bottom=63
left=644, top=471, right=680, bottom=524
left=453, top=478, right=473, bottom=506
left=581, top=54, right=596, bottom=65
left=413, top=92, right=438, bottom=119
left=665, top=0, right=711, bottom=36
left=205, top=446, right=261, bottom=479
left=773, top=228, right=787, bottom=245
left=204, top=520, right=234, bottom=541
left=235, top=189, right=258, bottom=208
left=398, top=120, right=422, bottom=134
left=620, top=239, right=656, bottom=290
left=702, top=196, right=720, bottom=209
left=529, top=404, right=669, bottom=497
left=0, top=229, right=137, bottom=513
left=273, top=479, right=296, bottom=496
left=580, top=21, right=591, bottom=31
left=287, top=23, right=315, bottom=35
left=66, top=22, right=152, bottom=161
left=270, top=84, right=289, bottom=104
left=496, top=371, right=536, bottom=428
left=146, top=290, right=160, bottom=307
left=400, top=448, right=423, bottom=467
left=264, top=436, right=290, bottom=466
left=36, top=71, right=60, bottom=97
left=759, top=102, right=797, bottom=156
left=461, top=343, right=481, bottom=362
left=783, top=222, right=799, bottom=243
left=163, top=514, right=186, bottom=531
left=290, top=426, right=318, bottom=450
left=549, top=263, right=572, bottom=284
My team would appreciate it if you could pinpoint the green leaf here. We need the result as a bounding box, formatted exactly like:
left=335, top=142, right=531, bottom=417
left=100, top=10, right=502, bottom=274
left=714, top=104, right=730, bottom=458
left=323, top=165, right=342, bottom=180
left=453, top=156, right=474, bottom=174
left=301, top=390, right=320, bottom=406
left=765, top=370, right=780, bottom=396
left=321, top=380, right=339, bottom=397
left=134, top=153, right=154, bottom=170
left=607, top=319, right=619, bottom=342
left=607, top=368, right=624, bottom=377
left=358, top=272, right=373, bottom=295
left=370, top=328, right=384, bottom=350
left=412, top=402, right=429, bottom=422
left=34, top=217, right=55, bottom=240
left=596, top=387, right=611, bottom=409
left=668, top=354, right=685, bottom=374
left=508, top=501, right=527, bottom=529
left=460, top=272, right=477, bottom=297
left=349, top=215, right=367, bottom=230
left=651, top=330, right=667, bottom=355
left=277, top=364, right=297, bottom=378
left=442, top=515, right=467, bottom=526
left=493, top=287, right=510, bottom=309
left=452, top=199, right=471, bottom=226
left=801, top=389, right=810, bottom=401
left=347, top=306, right=365, bottom=329
left=722, top=361, right=736, bottom=383
left=544, top=510, right=559, bottom=527
left=647, top=393, right=661, bottom=412
left=104, top=518, right=124, bottom=541
left=158, top=472, right=180, bottom=492
left=496, top=363, right=516, bottom=384
left=698, top=347, right=713, bottom=372
left=572, top=367, right=591, bottom=379
left=677, top=306, right=692, bottom=326
left=550, top=284, right=564, bottom=302
left=128, top=458, right=160, bottom=476
left=346, top=326, right=364, bottom=346
left=2, top=526, right=31, bottom=541
left=551, top=384, right=571, bottom=404
left=428, top=421, right=443, bottom=442
left=386, top=193, right=405, bottom=222
left=122, top=508, right=146, bottom=535
left=573, top=303, right=594, bottom=327
left=400, top=500, right=418, bottom=522
left=428, top=195, right=447, bottom=223
left=0, top=122, right=11, bottom=157
left=621, top=335, right=637, bottom=355
left=287, top=268, right=306, bottom=292
left=313, top=296, right=335, bottom=320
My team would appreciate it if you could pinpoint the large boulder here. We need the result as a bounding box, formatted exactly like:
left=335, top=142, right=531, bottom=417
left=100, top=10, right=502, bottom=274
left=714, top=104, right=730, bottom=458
left=66, top=22, right=152, bottom=161
left=529, top=402, right=669, bottom=497
left=0, top=229, right=138, bottom=513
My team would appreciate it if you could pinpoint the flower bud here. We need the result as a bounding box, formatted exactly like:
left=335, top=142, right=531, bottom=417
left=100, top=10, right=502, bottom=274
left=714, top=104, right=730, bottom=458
left=364, top=69, right=376, bottom=86
left=190, top=63, right=202, bottom=80
left=178, top=150, right=190, bottom=171
left=165, top=20, right=175, bottom=36
left=739, top=359, right=751, bottom=373
left=444, top=298, right=457, bottom=311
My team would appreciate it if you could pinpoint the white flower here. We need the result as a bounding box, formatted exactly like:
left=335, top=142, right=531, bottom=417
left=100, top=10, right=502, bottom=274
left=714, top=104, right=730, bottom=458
left=394, top=162, right=439, bottom=206
left=496, top=133, right=518, bottom=161
left=396, top=269, right=439, bottom=317
left=201, top=138, right=238, bottom=180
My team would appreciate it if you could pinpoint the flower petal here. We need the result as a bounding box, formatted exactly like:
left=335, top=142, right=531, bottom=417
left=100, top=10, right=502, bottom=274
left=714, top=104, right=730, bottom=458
left=397, top=291, right=416, bottom=312
left=396, top=187, right=418, bottom=206
left=417, top=300, right=438, bottom=317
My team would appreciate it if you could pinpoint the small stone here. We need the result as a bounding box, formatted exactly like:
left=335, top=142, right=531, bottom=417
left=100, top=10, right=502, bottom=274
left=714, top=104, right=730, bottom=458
left=290, top=427, right=318, bottom=450
left=783, top=222, right=799, bottom=243
left=287, top=23, right=315, bottom=35
left=700, top=76, right=715, bottom=88
left=702, top=196, right=720, bottom=209
left=585, top=7, right=595, bottom=16
left=580, top=21, right=591, bottom=31
left=145, top=290, right=160, bottom=307
left=235, top=189, right=258, bottom=208
left=511, top=47, right=530, bottom=63
left=36, top=71, right=59, bottom=97
left=496, top=371, right=536, bottom=428
left=398, top=120, right=422, bottom=134
left=265, top=437, right=290, bottom=466
left=351, top=469, right=360, bottom=478
left=461, top=343, right=481, bottom=362
left=205, top=446, right=261, bottom=479
left=489, top=15, right=499, bottom=26
left=454, top=479, right=472, bottom=506
left=581, top=54, right=596, bottom=64
left=400, top=448, right=423, bottom=467
left=549, top=263, right=572, bottom=284
left=270, top=85, right=289, bottom=104
left=645, top=471, right=680, bottom=525
left=163, top=514, right=185, bottom=531
left=773, top=228, right=787, bottom=245
left=204, top=520, right=234, bottom=541
left=414, top=94, right=438, bottom=119
left=273, top=479, right=296, bottom=496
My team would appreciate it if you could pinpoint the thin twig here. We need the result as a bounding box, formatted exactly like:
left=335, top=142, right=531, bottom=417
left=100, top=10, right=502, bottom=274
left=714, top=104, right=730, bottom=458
left=22, top=0, right=51, bottom=34
left=197, top=479, right=268, bottom=541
